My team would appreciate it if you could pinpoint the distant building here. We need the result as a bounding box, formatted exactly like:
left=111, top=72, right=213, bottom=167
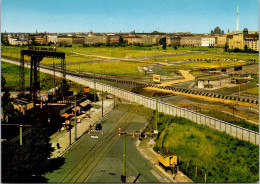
left=180, top=36, right=202, bottom=46
left=166, top=36, right=181, bottom=46
left=7, top=34, right=28, bottom=46
left=228, top=28, right=259, bottom=51
left=57, top=36, right=84, bottom=45
left=211, top=27, right=224, bottom=34
left=201, top=37, right=215, bottom=47
left=141, top=35, right=153, bottom=45
left=47, top=35, right=57, bottom=44
left=107, top=35, right=120, bottom=43
left=28, top=33, right=48, bottom=45
left=126, top=35, right=142, bottom=45
left=84, top=33, right=107, bottom=45
left=215, top=35, right=227, bottom=47
left=57, top=36, right=73, bottom=45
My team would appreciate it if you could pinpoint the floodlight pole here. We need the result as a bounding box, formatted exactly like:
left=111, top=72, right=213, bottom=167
left=74, top=95, right=77, bottom=140
left=156, top=94, right=158, bottom=131
left=20, top=125, right=23, bottom=146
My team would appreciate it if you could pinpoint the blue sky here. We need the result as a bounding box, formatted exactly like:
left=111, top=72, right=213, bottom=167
left=1, top=0, right=259, bottom=33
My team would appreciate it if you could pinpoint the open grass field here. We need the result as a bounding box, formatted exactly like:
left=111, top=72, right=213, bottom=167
left=151, top=115, right=259, bottom=183
left=1, top=61, right=62, bottom=91
left=2, top=45, right=258, bottom=76
left=243, top=86, right=259, bottom=96
left=145, top=51, right=258, bottom=64
left=67, top=60, right=144, bottom=75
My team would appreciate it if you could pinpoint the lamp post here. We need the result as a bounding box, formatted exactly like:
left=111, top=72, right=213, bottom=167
left=74, top=95, right=77, bottom=140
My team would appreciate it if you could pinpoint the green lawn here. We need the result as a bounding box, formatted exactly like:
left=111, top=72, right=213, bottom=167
left=243, top=86, right=259, bottom=96
left=67, top=60, right=144, bottom=75
left=1, top=61, right=62, bottom=91
left=152, top=115, right=259, bottom=183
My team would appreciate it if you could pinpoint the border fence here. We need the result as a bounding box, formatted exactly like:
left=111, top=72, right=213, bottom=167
left=2, top=58, right=259, bottom=145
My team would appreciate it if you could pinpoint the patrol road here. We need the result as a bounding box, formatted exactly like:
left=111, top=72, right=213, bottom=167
left=45, top=107, right=170, bottom=183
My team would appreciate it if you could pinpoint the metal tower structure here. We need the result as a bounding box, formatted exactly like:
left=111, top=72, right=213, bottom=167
left=19, top=47, right=66, bottom=103
left=236, top=5, right=239, bottom=31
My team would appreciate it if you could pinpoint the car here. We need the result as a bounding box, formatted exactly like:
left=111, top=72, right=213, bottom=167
left=95, top=123, right=102, bottom=131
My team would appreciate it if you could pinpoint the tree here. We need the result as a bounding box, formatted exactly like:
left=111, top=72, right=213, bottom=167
left=56, top=79, right=70, bottom=98
left=1, top=74, right=7, bottom=91
left=159, top=37, right=166, bottom=45
left=244, top=45, right=248, bottom=52
left=119, top=35, right=124, bottom=45
left=224, top=43, right=229, bottom=52
left=2, top=127, right=56, bottom=183
left=1, top=89, right=18, bottom=121
left=22, top=127, right=54, bottom=176
left=162, top=42, right=167, bottom=50
left=31, top=37, right=37, bottom=46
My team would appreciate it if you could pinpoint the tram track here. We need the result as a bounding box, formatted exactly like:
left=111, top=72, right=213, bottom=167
left=60, top=111, right=135, bottom=183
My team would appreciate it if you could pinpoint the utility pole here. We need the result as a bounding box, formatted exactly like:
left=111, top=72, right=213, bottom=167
left=122, top=133, right=126, bottom=183
left=102, top=90, right=104, bottom=117
left=74, top=95, right=77, bottom=140
left=114, top=94, right=116, bottom=108
left=20, top=125, right=23, bottom=146
left=53, top=58, right=55, bottom=85
left=69, top=126, right=71, bottom=145
left=156, top=94, right=158, bottom=131
left=93, top=73, right=96, bottom=103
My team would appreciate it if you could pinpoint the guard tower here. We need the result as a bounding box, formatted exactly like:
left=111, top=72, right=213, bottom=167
left=19, top=47, right=66, bottom=103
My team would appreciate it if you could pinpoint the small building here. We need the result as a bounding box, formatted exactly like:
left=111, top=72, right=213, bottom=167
left=12, top=98, right=34, bottom=114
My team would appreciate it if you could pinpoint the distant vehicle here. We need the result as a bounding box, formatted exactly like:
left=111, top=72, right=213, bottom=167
left=153, top=75, right=161, bottom=83
left=158, top=149, right=178, bottom=178
left=84, top=86, right=90, bottom=93
left=95, top=123, right=102, bottom=131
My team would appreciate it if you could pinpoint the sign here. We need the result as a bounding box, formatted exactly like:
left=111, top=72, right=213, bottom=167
left=91, top=136, right=99, bottom=139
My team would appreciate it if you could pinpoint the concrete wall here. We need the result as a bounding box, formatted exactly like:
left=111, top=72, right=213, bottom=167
left=62, top=74, right=258, bottom=145
left=5, top=58, right=257, bottom=145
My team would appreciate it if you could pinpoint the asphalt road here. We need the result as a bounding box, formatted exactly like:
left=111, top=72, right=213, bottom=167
left=45, top=108, right=170, bottom=183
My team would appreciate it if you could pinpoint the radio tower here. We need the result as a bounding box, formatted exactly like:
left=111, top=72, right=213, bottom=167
left=236, top=5, right=239, bottom=31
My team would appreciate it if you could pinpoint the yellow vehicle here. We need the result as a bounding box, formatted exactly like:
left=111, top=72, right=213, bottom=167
left=153, top=75, right=161, bottom=83
left=158, top=149, right=178, bottom=176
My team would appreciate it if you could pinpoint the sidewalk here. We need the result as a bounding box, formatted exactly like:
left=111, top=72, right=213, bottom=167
left=137, top=138, right=193, bottom=183
left=49, top=100, right=114, bottom=158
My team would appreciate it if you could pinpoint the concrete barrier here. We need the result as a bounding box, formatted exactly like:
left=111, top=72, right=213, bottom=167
left=4, top=59, right=258, bottom=145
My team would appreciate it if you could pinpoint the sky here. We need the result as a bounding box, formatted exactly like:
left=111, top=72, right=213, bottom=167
left=1, top=0, right=259, bottom=33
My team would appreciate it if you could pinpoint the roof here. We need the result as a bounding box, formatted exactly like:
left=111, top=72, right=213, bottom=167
left=13, top=98, right=33, bottom=106
left=158, top=149, right=175, bottom=158
left=61, top=113, right=71, bottom=119
left=72, top=106, right=81, bottom=111
left=79, top=100, right=91, bottom=107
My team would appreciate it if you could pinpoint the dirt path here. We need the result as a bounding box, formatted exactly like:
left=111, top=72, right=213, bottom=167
left=159, top=70, right=195, bottom=86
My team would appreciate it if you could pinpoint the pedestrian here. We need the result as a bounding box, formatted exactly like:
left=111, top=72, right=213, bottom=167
left=57, top=143, right=60, bottom=149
